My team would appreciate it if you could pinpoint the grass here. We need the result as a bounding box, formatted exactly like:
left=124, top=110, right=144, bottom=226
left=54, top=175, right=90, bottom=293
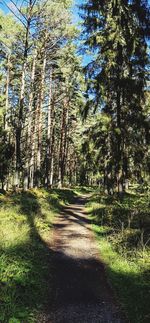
left=0, top=188, right=77, bottom=323
left=86, top=190, right=150, bottom=323
left=1, top=185, right=149, bottom=322
left=72, top=186, right=96, bottom=194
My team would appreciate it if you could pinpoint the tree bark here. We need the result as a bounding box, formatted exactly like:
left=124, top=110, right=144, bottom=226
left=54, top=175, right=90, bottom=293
left=58, top=97, right=68, bottom=188
left=24, top=49, right=37, bottom=190
left=4, top=53, right=11, bottom=131
left=46, top=68, right=53, bottom=187
left=116, top=88, right=123, bottom=193
left=15, top=5, right=31, bottom=189
left=36, top=53, right=46, bottom=187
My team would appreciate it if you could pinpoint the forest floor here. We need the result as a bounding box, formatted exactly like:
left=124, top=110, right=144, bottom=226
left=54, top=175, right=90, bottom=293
left=0, top=188, right=149, bottom=322
left=39, top=194, right=126, bottom=323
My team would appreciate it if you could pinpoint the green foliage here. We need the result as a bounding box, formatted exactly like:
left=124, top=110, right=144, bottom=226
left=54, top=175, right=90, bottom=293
left=0, top=0, right=85, bottom=190
left=87, top=190, right=150, bottom=322
left=0, top=10, right=19, bottom=50
left=81, top=0, right=150, bottom=191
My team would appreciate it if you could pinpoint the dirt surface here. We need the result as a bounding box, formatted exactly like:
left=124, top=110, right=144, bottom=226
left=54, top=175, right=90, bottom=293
left=39, top=195, right=126, bottom=323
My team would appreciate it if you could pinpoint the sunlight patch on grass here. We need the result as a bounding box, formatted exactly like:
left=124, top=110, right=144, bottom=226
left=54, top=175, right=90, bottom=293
left=0, top=188, right=77, bottom=322
left=88, top=191, right=150, bottom=323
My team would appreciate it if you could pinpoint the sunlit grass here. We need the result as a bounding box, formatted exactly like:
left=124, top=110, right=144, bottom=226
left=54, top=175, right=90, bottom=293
left=0, top=188, right=77, bottom=322
left=87, top=191, right=150, bottom=323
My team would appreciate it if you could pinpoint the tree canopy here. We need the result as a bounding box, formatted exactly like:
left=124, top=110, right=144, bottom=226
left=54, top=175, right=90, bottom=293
left=0, top=0, right=149, bottom=192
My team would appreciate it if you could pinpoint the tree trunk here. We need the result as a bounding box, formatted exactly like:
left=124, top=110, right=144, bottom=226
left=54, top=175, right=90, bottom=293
left=58, top=97, right=68, bottom=188
left=24, top=50, right=37, bottom=190
left=15, top=12, right=31, bottom=189
left=36, top=54, right=46, bottom=187
left=5, top=54, right=11, bottom=131
left=116, top=88, right=123, bottom=193
left=46, top=68, right=53, bottom=187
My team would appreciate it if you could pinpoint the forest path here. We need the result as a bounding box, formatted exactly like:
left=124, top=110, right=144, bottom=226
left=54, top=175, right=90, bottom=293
left=40, top=195, right=126, bottom=323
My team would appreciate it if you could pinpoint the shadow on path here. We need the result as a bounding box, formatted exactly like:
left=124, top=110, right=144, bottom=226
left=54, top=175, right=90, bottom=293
left=41, top=195, right=126, bottom=323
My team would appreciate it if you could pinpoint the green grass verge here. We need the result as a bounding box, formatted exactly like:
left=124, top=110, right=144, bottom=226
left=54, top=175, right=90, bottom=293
left=0, top=188, right=77, bottom=323
left=87, top=191, right=150, bottom=323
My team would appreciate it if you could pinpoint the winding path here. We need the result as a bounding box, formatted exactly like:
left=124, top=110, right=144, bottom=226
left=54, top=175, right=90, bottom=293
left=39, top=195, right=126, bottom=323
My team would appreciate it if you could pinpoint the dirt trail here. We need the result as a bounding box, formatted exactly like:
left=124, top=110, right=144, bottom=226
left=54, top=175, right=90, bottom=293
left=39, top=195, right=126, bottom=323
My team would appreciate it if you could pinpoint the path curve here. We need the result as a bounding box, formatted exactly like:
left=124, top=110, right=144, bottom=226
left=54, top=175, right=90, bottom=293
left=39, top=195, right=126, bottom=323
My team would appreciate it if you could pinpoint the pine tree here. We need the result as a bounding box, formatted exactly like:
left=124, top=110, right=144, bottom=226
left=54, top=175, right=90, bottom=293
left=0, top=0, right=85, bottom=190
left=82, top=0, right=150, bottom=192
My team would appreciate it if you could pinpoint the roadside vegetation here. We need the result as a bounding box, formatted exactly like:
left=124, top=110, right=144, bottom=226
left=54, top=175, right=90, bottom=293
left=86, top=186, right=150, bottom=323
left=0, top=184, right=150, bottom=323
left=0, top=188, right=77, bottom=323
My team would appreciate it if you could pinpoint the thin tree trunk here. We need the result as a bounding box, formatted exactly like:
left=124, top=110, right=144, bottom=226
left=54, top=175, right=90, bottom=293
left=15, top=11, right=31, bottom=189
left=116, top=88, right=123, bottom=193
left=46, top=68, right=53, bottom=187
left=24, top=50, right=37, bottom=190
left=4, top=53, right=11, bottom=131
left=58, top=97, right=68, bottom=188
left=36, top=54, right=46, bottom=187
left=49, top=108, right=56, bottom=187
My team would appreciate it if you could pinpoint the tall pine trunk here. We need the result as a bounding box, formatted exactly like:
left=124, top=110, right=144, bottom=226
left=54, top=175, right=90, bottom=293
left=15, top=13, right=31, bottom=189
left=46, top=68, right=53, bottom=187
left=58, top=97, right=68, bottom=188
left=24, top=50, right=37, bottom=190
left=4, top=53, right=11, bottom=131
left=116, top=87, right=123, bottom=193
left=36, top=54, right=46, bottom=187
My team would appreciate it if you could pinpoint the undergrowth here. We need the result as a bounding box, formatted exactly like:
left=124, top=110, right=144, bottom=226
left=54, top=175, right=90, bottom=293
left=87, top=190, right=150, bottom=323
left=0, top=188, right=77, bottom=323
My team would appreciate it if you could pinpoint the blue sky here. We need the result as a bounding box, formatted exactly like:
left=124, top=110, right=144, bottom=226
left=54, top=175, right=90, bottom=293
left=0, top=0, right=84, bottom=17
left=1, top=0, right=150, bottom=24
left=0, top=0, right=149, bottom=66
left=0, top=0, right=150, bottom=64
